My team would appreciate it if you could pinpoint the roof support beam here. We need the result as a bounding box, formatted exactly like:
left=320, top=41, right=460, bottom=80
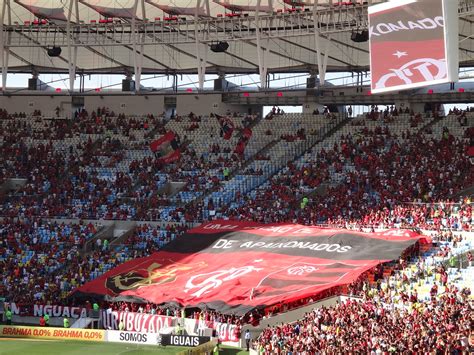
left=1, top=0, right=12, bottom=91
left=313, top=0, right=330, bottom=85
left=256, top=0, right=269, bottom=89
left=195, top=0, right=207, bottom=90
left=131, top=0, right=145, bottom=92
left=267, top=0, right=274, bottom=12
left=204, top=0, right=211, bottom=16
left=141, top=0, right=146, bottom=19
left=67, top=0, right=79, bottom=92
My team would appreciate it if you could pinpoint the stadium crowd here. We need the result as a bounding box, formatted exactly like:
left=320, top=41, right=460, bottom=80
left=1, top=107, right=472, bottom=227
left=224, top=125, right=472, bottom=229
left=0, top=108, right=260, bottom=221
left=255, top=289, right=471, bottom=353
left=0, top=219, right=186, bottom=304
left=0, top=106, right=473, bottom=352
left=0, top=218, right=98, bottom=304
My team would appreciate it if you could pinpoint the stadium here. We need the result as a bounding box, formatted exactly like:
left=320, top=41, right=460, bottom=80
left=0, top=0, right=473, bottom=354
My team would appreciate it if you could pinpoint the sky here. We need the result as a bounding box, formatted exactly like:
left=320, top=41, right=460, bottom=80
left=4, top=69, right=474, bottom=115
left=4, top=71, right=365, bottom=92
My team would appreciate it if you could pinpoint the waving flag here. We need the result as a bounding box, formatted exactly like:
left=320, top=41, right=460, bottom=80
left=234, top=127, right=252, bottom=156
left=150, top=131, right=181, bottom=164
left=216, top=115, right=235, bottom=140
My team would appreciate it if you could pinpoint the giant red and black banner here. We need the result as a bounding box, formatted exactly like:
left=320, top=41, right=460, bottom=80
left=73, top=221, right=427, bottom=315
left=369, top=0, right=458, bottom=93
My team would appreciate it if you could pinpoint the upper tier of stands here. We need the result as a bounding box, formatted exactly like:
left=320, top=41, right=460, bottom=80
left=1, top=106, right=472, bottom=225
left=0, top=108, right=343, bottom=222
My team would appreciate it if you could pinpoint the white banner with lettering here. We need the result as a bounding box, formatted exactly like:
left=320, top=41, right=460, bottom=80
left=100, top=311, right=174, bottom=333
left=106, top=330, right=161, bottom=345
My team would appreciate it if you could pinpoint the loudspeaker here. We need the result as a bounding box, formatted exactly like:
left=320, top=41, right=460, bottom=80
left=306, top=77, right=317, bottom=89
left=214, top=79, right=224, bottom=91
left=122, top=79, right=135, bottom=92
left=71, top=96, right=85, bottom=106
left=210, top=41, right=229, bottom=53
left=359, top=30, right=369, bottom=41
left=28, top=78, right=39, bottom=90
left=351, top=30, right=369, bottom=43
left=47, top=46, right=62, bottom=57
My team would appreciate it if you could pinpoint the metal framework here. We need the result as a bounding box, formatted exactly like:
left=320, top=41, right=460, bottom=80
left=1, top=0, right=474, bottom=92
left=195, top=0, right=209, bottom=90
left=222, top=90, right=474, bottom=106
left=67, top=0, right=79, bottom=92
left=1, top=6, right=372, bottom=48
left=1, top=0, right=11, bottom=90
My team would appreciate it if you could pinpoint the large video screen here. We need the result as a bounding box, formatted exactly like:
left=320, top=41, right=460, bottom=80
left=369, top=0, right=458, bottom=93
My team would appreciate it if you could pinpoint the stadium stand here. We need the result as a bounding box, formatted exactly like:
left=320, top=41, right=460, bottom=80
left=0, top=105, right=472, bottom=352
left=255, top=232, right=473, bottom=353
left=0, top=219, right=99, bottom=304
left=1, top=0, right=473, bottom=352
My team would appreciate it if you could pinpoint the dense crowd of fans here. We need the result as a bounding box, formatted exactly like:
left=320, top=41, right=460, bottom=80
left=0, top=218, right=186, bottom=304
left=256, top=289, right=471, bottom=353
left=0, top=105, right=473, bottom=351
left=0, top=218, right=98, bottom=304
left=1, top=107, right=472, bottom=227
left=225, top=128, right=472, bottom=230
left=0, top=108, right=263, bottom=221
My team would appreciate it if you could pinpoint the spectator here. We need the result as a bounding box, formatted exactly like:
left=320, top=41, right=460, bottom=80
left=245, top=329, right=251, bottom=351
left=5, top=308, right=12, bottom=325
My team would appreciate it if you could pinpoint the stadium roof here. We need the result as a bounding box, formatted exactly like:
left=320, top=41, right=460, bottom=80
left=1, top=0, right=473, bottom=76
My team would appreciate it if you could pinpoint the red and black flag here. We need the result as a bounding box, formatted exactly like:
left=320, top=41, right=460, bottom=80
left=234, top=127, right=252, bottom=156
left=216, top=115, right=235, bottom=140
left=150, top=131, right=181, bottom=164
left=72, top=220, right=428, bottom=315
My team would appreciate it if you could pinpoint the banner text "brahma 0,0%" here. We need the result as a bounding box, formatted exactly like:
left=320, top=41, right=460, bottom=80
left=0, top=326, right=105, bottom=341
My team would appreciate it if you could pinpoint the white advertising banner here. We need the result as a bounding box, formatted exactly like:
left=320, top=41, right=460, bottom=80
left=106, top=330, right=161, bottom=345
left=100, top=311, right=174, bottom=333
